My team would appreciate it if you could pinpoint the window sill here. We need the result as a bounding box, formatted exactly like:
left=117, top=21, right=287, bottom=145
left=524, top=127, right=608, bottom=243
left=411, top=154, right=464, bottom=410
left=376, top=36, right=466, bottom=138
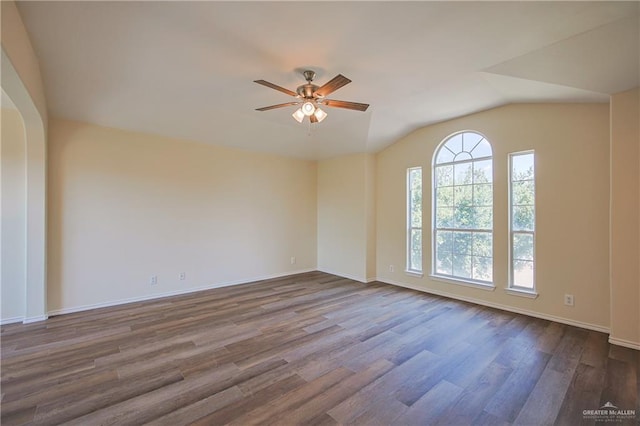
left=429, top=275, right=496, bottom=291
left=405, top=270, right=424, bottom=278
left=504, top=288, right=538, bottom=299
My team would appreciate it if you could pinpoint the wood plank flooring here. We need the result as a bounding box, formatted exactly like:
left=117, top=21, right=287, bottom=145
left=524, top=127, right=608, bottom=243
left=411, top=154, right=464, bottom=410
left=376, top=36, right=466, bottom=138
left=1, top=271, right=638, bottom=425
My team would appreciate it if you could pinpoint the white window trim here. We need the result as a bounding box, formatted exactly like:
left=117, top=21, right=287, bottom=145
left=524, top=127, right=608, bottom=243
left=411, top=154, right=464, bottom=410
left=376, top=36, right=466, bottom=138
left=508, top=150, right=536, bottom=293
left=407, top=167, right=422, bottom=274
left=432, top=131, right=494, bottom=287
left=429, top=274, right=496, bottom=291
left=504, top=287, right=539, bottom=299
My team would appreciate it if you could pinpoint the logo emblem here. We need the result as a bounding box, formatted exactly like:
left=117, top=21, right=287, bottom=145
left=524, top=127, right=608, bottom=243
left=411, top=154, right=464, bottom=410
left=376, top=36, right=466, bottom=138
left=583, top=401, right=636, bottom=422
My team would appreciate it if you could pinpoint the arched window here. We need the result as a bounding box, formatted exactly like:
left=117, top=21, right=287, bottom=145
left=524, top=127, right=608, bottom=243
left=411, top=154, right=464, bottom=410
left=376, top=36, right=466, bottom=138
left=433, top=131, right=493, bottom=284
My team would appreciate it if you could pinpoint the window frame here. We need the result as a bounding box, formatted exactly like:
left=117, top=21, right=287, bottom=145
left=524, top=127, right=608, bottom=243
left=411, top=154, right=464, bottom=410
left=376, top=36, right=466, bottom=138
left=508, top=150, right=537, bottom=295
left=407, top=167, right=423, bottom=275
left=431, top=131, right=494, bottom=288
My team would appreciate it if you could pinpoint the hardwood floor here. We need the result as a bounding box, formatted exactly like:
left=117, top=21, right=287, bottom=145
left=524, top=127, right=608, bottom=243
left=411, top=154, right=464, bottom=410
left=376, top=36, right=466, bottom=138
left=1, top=271, right=638, bottom=425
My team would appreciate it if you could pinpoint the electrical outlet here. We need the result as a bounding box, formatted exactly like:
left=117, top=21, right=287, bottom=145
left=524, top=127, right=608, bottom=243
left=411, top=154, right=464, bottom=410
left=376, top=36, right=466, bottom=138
left=564, top=294, right=574, bottom=306
left=179, top=272, right=186, bottom=281
left=389, top=265, right=394, bottom=273
left=150, top=275, right=158, bottom=285
left=290, top=256, right=296, bottom=265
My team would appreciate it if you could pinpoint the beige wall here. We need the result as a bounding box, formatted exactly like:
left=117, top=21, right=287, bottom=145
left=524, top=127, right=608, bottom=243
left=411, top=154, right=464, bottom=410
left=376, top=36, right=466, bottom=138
left=376, top=103, right=611, bottom=330
left=317, top=153, right=376, bottom=282
left=47, top=119, right=317, bottom=313
left=1, top=108, right=27, bottom=322
left=365, top=154, right=377, bottom=280
left=610, top=87, right=640, bottom=348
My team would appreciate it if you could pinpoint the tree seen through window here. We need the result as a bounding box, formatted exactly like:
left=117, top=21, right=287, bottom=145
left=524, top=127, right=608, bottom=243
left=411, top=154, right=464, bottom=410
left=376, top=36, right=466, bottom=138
left=433, top=132, right=493, bottom=283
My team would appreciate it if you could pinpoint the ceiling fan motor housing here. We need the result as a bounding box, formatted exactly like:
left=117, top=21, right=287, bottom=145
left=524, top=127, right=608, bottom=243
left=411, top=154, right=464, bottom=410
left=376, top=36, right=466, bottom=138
left=297, top=83, right=319, bottom=99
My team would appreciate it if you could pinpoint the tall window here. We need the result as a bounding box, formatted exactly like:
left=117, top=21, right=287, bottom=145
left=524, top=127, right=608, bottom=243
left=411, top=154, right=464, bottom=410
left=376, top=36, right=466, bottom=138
left=407, top=167, right=422, bottom=273
left=433, top=132, right=493, bottom=284
left=509, top=152, right=536, bottom=290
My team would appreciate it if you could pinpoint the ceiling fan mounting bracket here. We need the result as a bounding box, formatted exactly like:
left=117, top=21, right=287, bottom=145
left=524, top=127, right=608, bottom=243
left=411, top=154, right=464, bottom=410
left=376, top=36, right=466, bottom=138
left=302, top=70, right=316, bottom=82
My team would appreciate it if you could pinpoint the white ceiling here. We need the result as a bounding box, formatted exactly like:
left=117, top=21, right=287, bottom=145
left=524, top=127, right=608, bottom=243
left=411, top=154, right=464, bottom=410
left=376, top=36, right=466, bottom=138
left=16, top=1, right=639, bottom=160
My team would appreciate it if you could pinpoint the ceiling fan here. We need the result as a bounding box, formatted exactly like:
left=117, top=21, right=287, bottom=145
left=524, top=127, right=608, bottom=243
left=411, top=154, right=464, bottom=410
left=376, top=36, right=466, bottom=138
left=254, top=70, right=369, bottom=123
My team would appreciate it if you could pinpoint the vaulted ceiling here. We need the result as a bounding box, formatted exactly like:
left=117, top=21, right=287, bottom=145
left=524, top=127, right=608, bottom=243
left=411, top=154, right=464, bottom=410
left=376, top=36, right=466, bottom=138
left=16, top=1, right=639, bottom=159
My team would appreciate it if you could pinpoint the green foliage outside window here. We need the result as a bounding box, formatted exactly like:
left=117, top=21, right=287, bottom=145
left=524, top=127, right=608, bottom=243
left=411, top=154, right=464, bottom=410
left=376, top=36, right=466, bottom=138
left=408, top=168, right=422, bottom=272
left=511, top=154, right=535, bottom=288
left=434, top=132, right=493, bottom=283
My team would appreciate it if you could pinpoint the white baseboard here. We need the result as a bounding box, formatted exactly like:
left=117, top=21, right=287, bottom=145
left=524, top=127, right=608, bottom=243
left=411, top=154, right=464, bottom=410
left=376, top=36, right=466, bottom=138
left=22, top=315, right=49, bottom=324
left=376, top=277, right=610, bottom=334
left=48, top=268, right=316, bottom=317
left=608, top=336, right=640, bottom=350
left=0, top=316, right=24, bottom=325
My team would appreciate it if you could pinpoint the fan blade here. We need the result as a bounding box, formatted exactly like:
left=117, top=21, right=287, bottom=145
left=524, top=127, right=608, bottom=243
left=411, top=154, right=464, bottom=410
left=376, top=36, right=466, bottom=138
left=315, top=74, right=351, bottom=97
left=310, top=114, right=318, bottom=123
left=255, top=102, right=300, bottom=111
left=322, top=99, right=369, bottom=112
left=254, top=80, right=297, bottom=97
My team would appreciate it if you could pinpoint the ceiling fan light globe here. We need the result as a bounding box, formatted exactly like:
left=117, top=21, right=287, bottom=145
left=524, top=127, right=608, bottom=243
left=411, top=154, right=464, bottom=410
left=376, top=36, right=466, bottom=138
left=292, top=108, right=305, bottom=123
left=302, top=101, right=315, bottom=116
left=314, top=108, right=327, bottom=123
